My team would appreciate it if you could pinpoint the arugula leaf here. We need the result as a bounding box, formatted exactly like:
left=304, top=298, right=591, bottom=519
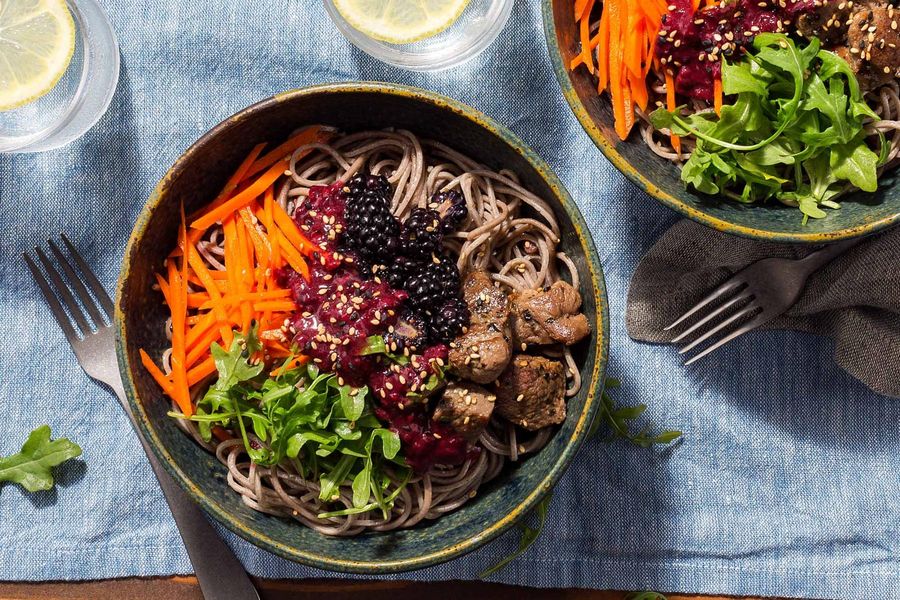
left=172, top=329, right=410, bottom=520
left=831, top=136, right=879, bottom=192
left=626, top=593, right=670, bottom=600
left=589, top=379, right=682, bottom=447
left=648, top=35, right=882, bottom=222
left=0, top=425, right=82, bottom=493
left=210, top=325, right=264, bottom=390
left=479, top=492, right=553, bottom=578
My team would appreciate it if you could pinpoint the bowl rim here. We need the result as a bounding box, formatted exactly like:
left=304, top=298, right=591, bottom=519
left=540, top=0, right=900, bottom=244
left=114, top=81, right=611, bottom=573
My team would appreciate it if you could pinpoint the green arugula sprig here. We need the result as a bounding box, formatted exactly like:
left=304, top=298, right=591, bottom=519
left=590, top=378, right=683, bottom=447
left=479, top=491, right=553, bottom=579
left=170, top=326, right=408, bottom=519
left=0, top=425, right=82, bottom=493
left=481, top=378, right=682, bottom=577
left=651, top=34, right=886, bottom=223
left=626, top=593, right=670, bottom=600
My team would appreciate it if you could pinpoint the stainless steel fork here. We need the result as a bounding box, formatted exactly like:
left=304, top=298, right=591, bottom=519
left=24, top=234, right=259, bottom=600
left=664, top=236, right=865, bottom=365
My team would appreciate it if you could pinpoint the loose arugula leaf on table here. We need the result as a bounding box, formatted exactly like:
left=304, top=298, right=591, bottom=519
left=626, top=593, right=670, bottom=600
left=479, top=491, right=553, bottom=579
left=0, top=425, right=82, bottom=493
left=589, top=378, right=683, bottom=447
left=170, top=327, right=407, bottom=519
left=649, top=34, right=884, bottom=222
left=482, top=378, right=682, bottom=576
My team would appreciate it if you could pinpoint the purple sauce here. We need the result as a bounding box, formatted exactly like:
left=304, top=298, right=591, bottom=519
left=279, top=181, right=471, bottom=473
left=656, top=0, right=818, bottom=101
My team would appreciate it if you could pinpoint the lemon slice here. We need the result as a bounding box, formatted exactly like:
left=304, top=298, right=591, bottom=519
left=333, top=0, right=471, bottom=45
left=0, top=0, right=76, bottom=111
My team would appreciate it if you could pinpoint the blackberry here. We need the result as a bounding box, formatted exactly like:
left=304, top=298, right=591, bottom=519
left=403, top=256, right=461, bottom=311
left=347, top=172, right=391, bottom=198
left=429, top=190, right=467, bottom=233
left=400, top=208, right=443, bottom=259
left=381, top=256, right=415, bottom=289
left=430, top=297, right=471, bottom=344
left=384, top=311, right=429, bottom=354
left=343, top=173, right=400, bottom=261
left=431, top=254, right=461, bottom=292
left=404, top=270, right=447, bottom=312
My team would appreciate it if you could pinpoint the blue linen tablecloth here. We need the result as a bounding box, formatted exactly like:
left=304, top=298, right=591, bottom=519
left=1, top=1, right=898, bottom=597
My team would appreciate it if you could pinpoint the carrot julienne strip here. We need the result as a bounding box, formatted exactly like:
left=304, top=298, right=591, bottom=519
left=187, top=356, right=217, bottom=386
left=140, top=349, right=174, bottom=396
left=252, top=300, right=297, bottom=312
left=665, top=71, right=682, bottom=155
left=276, top=234, right=310, bottom=280
left=190, top=159, right=287, bottom=231
left=271, top=201, right=319, bottom=256
left=243, top=126, right=328, bottom=181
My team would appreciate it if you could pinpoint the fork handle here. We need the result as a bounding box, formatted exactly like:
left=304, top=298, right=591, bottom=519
left=108, top=379, right=260, bottom=600
left=796, top=236, right=866, bottom=275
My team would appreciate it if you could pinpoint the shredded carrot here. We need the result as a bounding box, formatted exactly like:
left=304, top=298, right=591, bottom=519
left=665, top=71, right=682, bottom=155
left=140, top=349, right=174, bottom=396
left=187, top=356, right=217, bottom=386
left=183, top=143, right=266, bottom=227
left=276, top=235, right=310, bottom=280
left=271, top=201, right=319, bottom=256
left=143, top=129, right=338, bottom=412
left=596, top=7, right=610, bottom=91
left=243, top=126, right=329, bottom=181
left=270, top=355, right=308, bottom=377
left=579, top=0, right=596, bottom=74
left=191, top=159, right=288, bottom=231
left=197, top=289, right=291, bottom=310
left=713, top=77, right=723, bottom=116
left=252, top=300, right=297, bottom=312
left=186, top=242, right=233, bottom=346
left=572, top=0, right=667, bottom=141
left=167, top=213, right=192, bottom=416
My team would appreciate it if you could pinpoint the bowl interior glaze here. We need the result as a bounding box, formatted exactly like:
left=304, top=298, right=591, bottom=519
left=542, top=0, right=900, bottom=243
left=116, top=83, right=609, bottom=573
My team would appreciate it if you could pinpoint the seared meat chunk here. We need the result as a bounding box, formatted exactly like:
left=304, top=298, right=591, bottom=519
left=494, top=355, right=566, bottom=431
left=796, top=1, right=852, bottom=45
left=510, top=281, right=590, bottom=347
left=449, top=271, right=513, bottom=384
left=843, top=3, right=900, bottom=90
left=815, top=2, right=900, bottom=91
left=432, top=382, right=496, bottom=440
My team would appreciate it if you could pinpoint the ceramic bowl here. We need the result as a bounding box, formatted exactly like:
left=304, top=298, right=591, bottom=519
left=115, top=82, right=609, bottom=572
left=542, top=0, right=900, bottom=243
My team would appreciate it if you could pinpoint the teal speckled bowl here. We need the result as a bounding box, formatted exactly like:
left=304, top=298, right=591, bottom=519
left=115, top=83, right=609, bottom=573
left=543, top=0, right=900, bottom=243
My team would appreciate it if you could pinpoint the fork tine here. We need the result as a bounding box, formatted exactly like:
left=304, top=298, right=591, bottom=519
left=24, top=253, right=80, bottom=345
left=678, top=303, right=761, bottom=355
left=670, top=290, right=754, bottom=343
left=684, top=312, right=767, bottom=366
left=34, top=246, right=92, bottom=335
left=60, top=233, right=115, bottom=317
left=664, top=277, right=745, bottom=331
left=48, top=238, right=106, bottom=327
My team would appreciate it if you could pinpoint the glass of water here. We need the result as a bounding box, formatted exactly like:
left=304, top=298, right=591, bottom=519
left=323, top=0, right=514, bottom=72
left=0, top=0, right=120, bottom=154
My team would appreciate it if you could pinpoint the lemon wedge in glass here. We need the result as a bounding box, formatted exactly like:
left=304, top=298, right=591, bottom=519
left=332, top=0, right=471, bottom=45
left=0, top=0, right=76, bottom=111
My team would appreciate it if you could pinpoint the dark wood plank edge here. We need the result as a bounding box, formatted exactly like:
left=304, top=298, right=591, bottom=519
left=0, top=577, right=774, bottom=600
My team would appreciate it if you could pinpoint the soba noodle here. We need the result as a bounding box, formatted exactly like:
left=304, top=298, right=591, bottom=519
left=165, top=129, right=583, bottom=535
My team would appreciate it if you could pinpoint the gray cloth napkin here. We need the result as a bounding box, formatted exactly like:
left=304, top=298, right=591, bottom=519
left=626, top=219, right=900, bottom=398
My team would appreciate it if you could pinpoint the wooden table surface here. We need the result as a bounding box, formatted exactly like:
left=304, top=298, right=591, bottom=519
left=0, top=578, right=775, bottom=600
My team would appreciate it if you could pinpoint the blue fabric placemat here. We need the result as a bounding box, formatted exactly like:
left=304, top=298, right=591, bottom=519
left=1, top=1, right=898, bottom=597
